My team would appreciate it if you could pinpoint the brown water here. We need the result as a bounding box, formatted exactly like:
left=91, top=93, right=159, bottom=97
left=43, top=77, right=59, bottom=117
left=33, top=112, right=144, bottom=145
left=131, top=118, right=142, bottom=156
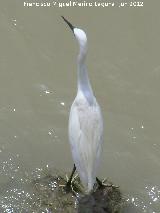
left=0, top=0, right=160, bottom=212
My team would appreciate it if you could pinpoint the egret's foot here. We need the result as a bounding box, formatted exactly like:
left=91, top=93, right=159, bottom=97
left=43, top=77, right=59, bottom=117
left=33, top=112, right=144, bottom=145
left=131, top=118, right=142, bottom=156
left=66, top=174, right=79, bottom=196
left=70, top=174, right=79, bottom=195
left=60, top=164, right=77, bottom=194
left=96, top=177, right=119, bottom=189
left=59, top=174, right=69, bottom=188
left=59, top=174, right=71, bottom=191
left=60, top=174, right=78, bottom=195
left=65, top=175, right=73, bottom=192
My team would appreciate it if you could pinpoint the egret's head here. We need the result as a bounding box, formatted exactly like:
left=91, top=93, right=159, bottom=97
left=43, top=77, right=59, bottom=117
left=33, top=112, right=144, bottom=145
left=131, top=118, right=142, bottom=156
left=62, top=16, right=87, bottom=49
left=73, top=28, right=87, bottom=48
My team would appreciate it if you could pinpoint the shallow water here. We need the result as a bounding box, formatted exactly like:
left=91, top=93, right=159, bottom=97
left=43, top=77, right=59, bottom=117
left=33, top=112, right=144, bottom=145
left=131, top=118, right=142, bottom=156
left=0, top=0, right=160, bottom=212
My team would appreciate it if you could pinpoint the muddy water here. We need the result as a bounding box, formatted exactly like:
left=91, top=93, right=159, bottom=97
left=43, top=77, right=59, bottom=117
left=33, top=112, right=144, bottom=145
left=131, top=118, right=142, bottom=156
left=0, top=0, right=160, bottom=212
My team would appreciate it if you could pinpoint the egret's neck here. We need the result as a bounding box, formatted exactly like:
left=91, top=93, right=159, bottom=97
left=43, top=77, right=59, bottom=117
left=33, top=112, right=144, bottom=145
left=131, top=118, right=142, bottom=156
left=77, top=44, right=94, bottom=104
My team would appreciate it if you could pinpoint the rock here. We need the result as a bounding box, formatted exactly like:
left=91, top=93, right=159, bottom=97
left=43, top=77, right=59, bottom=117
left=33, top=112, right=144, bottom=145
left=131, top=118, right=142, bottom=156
left=28, top=169, right=124, bottom=213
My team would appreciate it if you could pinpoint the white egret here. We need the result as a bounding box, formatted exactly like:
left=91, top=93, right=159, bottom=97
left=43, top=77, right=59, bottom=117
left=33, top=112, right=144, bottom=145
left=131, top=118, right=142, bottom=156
left=62, top=16, right=103, bottom=193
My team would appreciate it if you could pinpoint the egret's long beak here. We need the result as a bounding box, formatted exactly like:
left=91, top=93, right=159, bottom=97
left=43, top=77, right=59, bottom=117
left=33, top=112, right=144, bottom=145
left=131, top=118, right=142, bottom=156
left=61, top=16, right=74, bottom=32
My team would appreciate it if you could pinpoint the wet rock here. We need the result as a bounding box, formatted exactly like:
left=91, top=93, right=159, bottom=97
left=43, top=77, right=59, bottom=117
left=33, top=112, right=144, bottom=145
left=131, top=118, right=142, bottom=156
left=28, top=169, right=124, bottom=213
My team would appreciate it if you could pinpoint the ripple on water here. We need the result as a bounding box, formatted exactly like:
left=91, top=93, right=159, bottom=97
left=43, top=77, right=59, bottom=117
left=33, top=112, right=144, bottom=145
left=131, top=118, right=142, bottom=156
left=125, top=184, right=160, bottom=213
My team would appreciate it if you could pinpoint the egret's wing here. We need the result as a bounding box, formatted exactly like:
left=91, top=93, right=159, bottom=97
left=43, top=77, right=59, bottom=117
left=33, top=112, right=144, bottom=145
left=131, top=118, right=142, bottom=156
left=69, top=98, right=103, bottom=189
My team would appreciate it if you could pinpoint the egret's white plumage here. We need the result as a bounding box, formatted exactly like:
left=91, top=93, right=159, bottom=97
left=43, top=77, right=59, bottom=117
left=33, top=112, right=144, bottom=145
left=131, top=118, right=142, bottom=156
left=62, top=17, right=103, bottom=193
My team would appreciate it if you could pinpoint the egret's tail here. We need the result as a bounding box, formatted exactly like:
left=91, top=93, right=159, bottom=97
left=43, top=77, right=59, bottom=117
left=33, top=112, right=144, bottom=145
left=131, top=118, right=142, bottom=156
left=78, top=167, right=95, bottom=193
left=85, top=172, right=96, bottom=193
left=87, top=179, right=95, bottom=193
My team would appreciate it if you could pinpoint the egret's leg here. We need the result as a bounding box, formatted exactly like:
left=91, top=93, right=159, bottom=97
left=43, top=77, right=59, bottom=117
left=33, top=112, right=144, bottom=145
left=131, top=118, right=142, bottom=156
left=66, top=164, right=76, bottom=189
left=96, top=177, right=104, bottom=188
